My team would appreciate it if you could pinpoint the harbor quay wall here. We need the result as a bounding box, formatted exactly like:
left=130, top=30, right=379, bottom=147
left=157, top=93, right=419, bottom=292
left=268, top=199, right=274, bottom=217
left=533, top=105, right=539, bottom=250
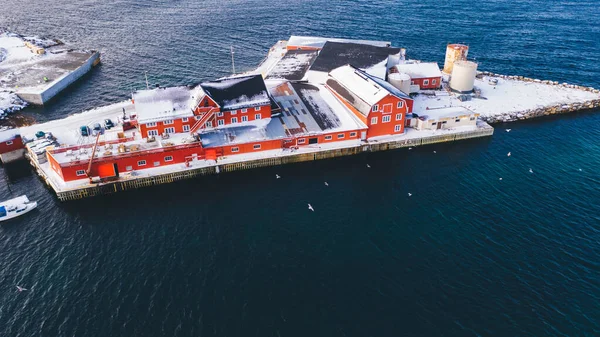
left=477, top=71, right=600, bottom=124
left=31, top=126, right=494, bottom=201
left=17, top=51, right=101, bottom=105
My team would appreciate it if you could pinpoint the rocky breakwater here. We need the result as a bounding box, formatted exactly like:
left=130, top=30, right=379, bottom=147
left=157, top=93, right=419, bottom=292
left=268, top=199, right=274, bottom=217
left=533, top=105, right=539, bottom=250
left=477, top=72, right=600, bottom=124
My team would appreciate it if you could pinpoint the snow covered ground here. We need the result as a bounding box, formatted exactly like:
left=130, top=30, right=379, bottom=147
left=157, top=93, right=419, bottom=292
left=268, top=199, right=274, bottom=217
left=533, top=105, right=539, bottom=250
left=0, top=91, right=27, bottom=116
left=413, top=75, right=600, bottom=118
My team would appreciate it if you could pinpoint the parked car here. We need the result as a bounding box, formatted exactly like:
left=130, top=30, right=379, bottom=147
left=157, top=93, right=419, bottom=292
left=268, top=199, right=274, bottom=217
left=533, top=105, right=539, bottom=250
left=80, top=125, right=90, bottom=137
left=104, top=119, right=114, bottom=129
left=92, top=123, right=102, bottom=136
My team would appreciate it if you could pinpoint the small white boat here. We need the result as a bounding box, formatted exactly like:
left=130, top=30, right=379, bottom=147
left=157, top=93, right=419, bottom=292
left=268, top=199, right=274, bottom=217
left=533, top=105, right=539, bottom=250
left=0, top=195, right=38, bottom=222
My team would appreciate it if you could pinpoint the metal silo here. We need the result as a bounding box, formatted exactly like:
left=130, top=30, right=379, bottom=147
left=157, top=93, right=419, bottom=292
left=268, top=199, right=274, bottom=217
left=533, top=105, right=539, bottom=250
left=443, top=44, right=469, bottom=74
left=450, top=60, right=478, bottom=93
left=388, top=72, right=412, bottom=95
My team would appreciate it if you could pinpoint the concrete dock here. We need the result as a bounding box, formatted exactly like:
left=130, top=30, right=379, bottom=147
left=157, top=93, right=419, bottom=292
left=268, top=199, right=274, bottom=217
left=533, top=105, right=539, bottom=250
left=0, top=30, right=100, bottom=106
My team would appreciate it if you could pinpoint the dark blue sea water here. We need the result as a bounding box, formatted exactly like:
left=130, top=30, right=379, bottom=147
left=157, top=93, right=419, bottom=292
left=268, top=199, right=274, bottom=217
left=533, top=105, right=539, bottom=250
left=1, top=1, right=600, bottom=336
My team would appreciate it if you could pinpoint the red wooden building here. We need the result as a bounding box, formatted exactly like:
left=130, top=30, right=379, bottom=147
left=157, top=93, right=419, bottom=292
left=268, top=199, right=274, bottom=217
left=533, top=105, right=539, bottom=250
left=326, top=65, right=413, bottom=139
left=391, top=62, right=443, bottom=90
left=0, top=128, right=24, bottom=155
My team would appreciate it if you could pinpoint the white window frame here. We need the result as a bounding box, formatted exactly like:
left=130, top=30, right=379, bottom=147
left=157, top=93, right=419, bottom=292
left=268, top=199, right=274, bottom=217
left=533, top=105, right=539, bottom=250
left=138, top=160, right=147, bottom=167
left=372, top=104, right=379, bottom=112
left=337, top=133, right=345, bottom=139
left=231, top=147, right=239, bottom=153
left=324, top=135, right=332, bottom=141
left=126, top=166, right=132, bottom=171
left=194, top=116, right=201, bottom=121
left=241, top=115, right=248, bottom=122
left=154, top=161, right=160, bottom=167
left=255, top=113, right=261, bottom=120
left=147, top=130, right=159, bottom=137
left=231, top=110, right=237, bottom=115
left=164, top=156, right=173, bottom=162
left=350, top=132, right=357, bottom=137
left=163, top=119, right=174, bottom=125
left=164, top=127, right=175, bottom=134
left=423, top=79, right=430, bottom=85
left=231, top=117, right=238, bottom=123
left=182, top=117, right=189, bottom=122
left=396, top=113, right=403, bottom=121
left=146, top=122, right=157, bottom=127
left=254, top=106, right=261, bottom=111
left=397, top=101, right=404, bottom=109
left=206, top=121, right=213, bottom=128
left=382, top=115, right=391, bottom=123
left=371, top=117, right=378, bottom=125
left=76, top=170, right=86, bottom=176
left=432, top=79, right=437, bottom=85
left=218, top=119, right=224, bottom=126
left=394, top=124, right=402, bottom=132
left=6, top=140, right=13, bottom=145
left=217, top=112, right=224, bottom=117
left=253, top=144, right=261, bottom=150
left=183, top=125, right=190, bottom=132
left=242, top=108, right=248, bottom=113
left=297, top=138, right=306, bottom=144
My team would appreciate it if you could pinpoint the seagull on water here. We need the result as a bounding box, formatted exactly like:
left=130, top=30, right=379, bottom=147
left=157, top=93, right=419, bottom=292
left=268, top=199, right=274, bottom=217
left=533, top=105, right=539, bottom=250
left=366, top=164, right=371, bottom=168
left=499, top=178, right=503, bottom=181
left=433, top=151, right=437, bottom=153
left=324, top=182, right=329, bottom=186
left=16, top=286, right=27, bottom=292
left=308, top=204, right=314, bottom=212
left=275, top=174, right=281, bottom=179
left=507, top=152, right=511, bottom=157
left=408, top=193, right=412, bottom=197
left=409, top=147, right=413, bottom=150
left=578, top=168, right=582, bottom=172
left=505, top=129, right=512, bottom=132
left=529, top=168, right=534, bottom=173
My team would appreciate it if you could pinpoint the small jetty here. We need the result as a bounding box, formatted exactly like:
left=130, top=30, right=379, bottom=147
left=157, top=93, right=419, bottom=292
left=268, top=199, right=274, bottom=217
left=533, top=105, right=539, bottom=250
left=9, top=36, right=599, bottom=201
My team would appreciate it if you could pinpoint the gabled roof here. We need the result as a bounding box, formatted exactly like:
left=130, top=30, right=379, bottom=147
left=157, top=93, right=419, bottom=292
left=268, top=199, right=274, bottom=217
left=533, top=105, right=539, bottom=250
left=310, top=41, right=400, bottom=76
left=133, top=86, right=196, bottom=124
left=200, top=75, right=271, bottom=111
left=393, top=62, right=442, bottom=79
left=326, top=65, right=411, bottom=116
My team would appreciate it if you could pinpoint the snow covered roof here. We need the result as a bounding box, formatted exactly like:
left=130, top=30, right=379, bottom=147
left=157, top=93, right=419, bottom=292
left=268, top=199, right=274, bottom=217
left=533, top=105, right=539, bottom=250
left=326, top=65, right=411, bottom=116
left=133, top=86, right=197, bottom=124
left=200, top=118, right=285, bottom=148
left=266, top=50, right=318, bottom=81
left=393, top=62, right=442, bottom=79
left=268, top=81, right=366, bottom=136
left=200, top=75, right=272, bottom=111
left=309, top=41, right=400, bottom=78
left=287, top=36, right=392, bottom=50
left=0, top=127, right=20, bottom=143
left=415, top=107, right=477, bottom=121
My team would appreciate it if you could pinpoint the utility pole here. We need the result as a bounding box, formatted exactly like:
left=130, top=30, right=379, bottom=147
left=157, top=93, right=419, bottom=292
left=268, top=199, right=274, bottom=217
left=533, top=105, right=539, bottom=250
left=231, top=46, right=236, bottom=75
left=144, top=71, right=149, bottom=90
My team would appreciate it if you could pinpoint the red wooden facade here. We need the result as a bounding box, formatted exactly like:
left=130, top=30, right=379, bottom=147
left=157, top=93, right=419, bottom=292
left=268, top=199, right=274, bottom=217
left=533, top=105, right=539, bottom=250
left=410, top=77, right=441, bottom=90
left=0, top=134, right=24, bottom=154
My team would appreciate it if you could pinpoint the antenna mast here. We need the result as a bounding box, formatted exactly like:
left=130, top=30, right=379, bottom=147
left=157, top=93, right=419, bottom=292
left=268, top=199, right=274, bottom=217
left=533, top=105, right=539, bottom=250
left=230, top=46, right=236, bottom=75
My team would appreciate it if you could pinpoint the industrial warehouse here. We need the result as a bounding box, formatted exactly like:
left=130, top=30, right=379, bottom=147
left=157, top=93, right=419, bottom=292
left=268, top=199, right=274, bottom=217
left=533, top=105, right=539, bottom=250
left=5, top=36, right=599, bottom=200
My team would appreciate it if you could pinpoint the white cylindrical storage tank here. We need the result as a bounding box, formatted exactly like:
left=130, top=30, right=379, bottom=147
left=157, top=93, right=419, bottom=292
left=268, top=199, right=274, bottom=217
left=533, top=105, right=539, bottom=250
left=443, top=44, right=469, bottom=74
left=450, top=60, right=478, bottom=93
left=388, top=72, right=412, bottom=95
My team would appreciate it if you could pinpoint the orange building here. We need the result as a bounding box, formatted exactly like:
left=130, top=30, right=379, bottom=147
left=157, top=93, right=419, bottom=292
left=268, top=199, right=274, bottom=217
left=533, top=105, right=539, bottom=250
left=326, top=65, right=413, bottom=139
